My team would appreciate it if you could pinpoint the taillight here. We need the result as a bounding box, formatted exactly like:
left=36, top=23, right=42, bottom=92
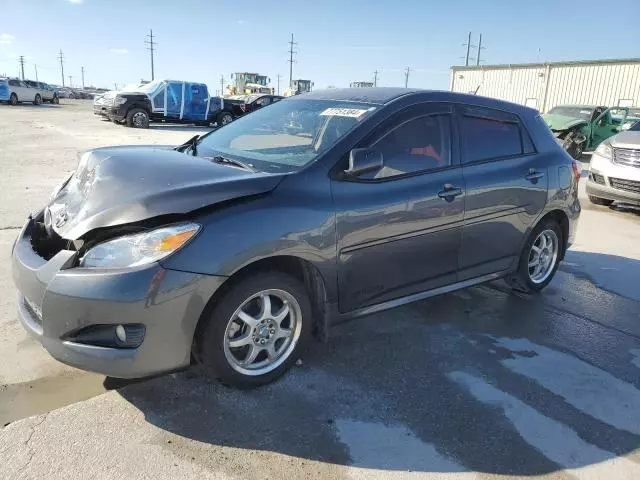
left=571, top=159, right=582, bottom=182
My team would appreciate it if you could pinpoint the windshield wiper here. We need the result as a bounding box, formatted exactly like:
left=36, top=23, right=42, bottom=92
left=210, top=155, right=257, bottom=172
left=175, top=135, right=200, bottom=155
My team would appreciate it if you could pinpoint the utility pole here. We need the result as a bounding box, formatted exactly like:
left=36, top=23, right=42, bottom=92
left=34, top=64, right=38, bottom=82
left=68, top=75, right=73, bottom=87
left=220, top=74, right=224, bottom=96
left=404, top=67, right=411, bottom=88
left=57, top=50, right=65, bottom=87
left=287, top=33, right=297, bottom=88
left=476, top=33, right=485, bottom=66
left=18, top=56, right=25, bottom=80
left=145, top=29, right=156, bottom=81
left=373, top=70, right=379, bottom=87
left=81, top=66, right=85, bottom=88
left=462, top=32, right=478, bottom=66
left=114, top=82, right=118, bottom=90
left=276, top=74, right=281, bottom=95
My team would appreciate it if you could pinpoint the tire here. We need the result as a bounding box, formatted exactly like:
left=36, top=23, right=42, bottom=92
left=9, top=93, right=18, bottom=106
left=217, top=112, right=233, bottom=127
left=588, top=195, right=614, bottom=206
left=507, top=219, right=563, bottom=293
left=125, top=108, right=150, bottom=128
left=33, top=94, right=41, bottom=105
left=196, top=272, right=312, bottom=389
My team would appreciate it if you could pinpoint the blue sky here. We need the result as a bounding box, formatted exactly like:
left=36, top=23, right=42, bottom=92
left=1, top=0, right=639, bottom=92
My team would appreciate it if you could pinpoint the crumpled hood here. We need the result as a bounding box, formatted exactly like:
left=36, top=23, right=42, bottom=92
left=47, top=146, right=284, bottom=240
left=542, top=113, right=587, bottom=131
left=609, top=131, right=640, bottom=149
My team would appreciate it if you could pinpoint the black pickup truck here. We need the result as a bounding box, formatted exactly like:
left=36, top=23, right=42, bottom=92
left=96, top=80, right=235, bottom=128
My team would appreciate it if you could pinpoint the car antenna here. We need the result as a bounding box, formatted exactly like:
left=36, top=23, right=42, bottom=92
left=473, top=84, right=481, bottom=95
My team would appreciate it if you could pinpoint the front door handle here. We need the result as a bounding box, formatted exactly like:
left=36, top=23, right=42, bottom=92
left=525, top=169, right=545, bottom=183
left=438, top=184, right=463, bottom=201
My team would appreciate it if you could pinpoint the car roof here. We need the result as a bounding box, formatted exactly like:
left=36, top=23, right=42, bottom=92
left=294, top=87, right=537, bottom=115
left=552, top=104, right=598, bottom=109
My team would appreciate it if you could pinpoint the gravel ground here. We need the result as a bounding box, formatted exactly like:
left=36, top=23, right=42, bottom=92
left=1, top=101, right=639, bottom=479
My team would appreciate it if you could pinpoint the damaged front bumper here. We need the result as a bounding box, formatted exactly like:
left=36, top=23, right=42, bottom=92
left=11, top=214, right=225, bottom=378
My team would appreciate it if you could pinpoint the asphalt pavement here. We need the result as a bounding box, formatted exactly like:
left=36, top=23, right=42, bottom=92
left=1, top=102, right=639, bottom=479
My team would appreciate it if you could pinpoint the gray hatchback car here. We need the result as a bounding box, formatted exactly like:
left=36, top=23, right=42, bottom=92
left=12, top=88, right=580, bottom=388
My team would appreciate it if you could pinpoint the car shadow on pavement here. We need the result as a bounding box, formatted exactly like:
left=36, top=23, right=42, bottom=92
left=148, top=124, right=214, bottom=133
left=116, top=252, right=640, bottom=477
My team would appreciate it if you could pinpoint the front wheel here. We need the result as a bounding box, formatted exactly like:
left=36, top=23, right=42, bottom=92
left=195, top=272, right=312, bottom=389
left=588, top=195, right=614, bottom=206
left=9, top=93, right=18, bottom=106
left=33, top=94, right=41, bottom=105
left=217, top=112, right=233, bottom=127
left=507, top=219, right=563, bottom=293
left=125, top=108, right=150, bottom=128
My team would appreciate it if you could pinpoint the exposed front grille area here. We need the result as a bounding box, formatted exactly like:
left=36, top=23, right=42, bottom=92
left=614, top=148, right=640, bottom=168
left=609, top=177, right=640, bottom=194
left=590, top=172, right=605, bottom=185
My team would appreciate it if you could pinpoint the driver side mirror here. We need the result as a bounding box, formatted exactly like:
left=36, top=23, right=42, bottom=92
left=345, top=148, right=384, bottom=177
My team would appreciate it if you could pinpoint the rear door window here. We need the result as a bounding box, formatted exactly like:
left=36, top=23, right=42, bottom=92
left=460, top=107, right=526, bottom=163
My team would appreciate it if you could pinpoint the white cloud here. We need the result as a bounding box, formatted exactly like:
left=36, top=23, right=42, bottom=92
left=66, top=0, right=84, bottom=4
left=109, top=48, right=129, bottom=55
left=0, top=33, right=15, bottom=45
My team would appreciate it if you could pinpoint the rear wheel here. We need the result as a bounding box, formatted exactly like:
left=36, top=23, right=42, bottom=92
left=52, top=96, right=59, bottom=105
left=195, top=272, right=312, bottom=389
left=9, top=93, right=18, bottom=106
left=33, top=94, right=41, bottom=105
left=125, top=108, right=149, bottom=128
left=508, top=219, right=563, bottom=293
left=588, top=195, right=614, bottom=206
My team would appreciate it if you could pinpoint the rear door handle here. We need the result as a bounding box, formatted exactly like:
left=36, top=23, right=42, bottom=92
left=437, top=184, right=463, bottom=201
left=525, top=169, right=545, bottom=182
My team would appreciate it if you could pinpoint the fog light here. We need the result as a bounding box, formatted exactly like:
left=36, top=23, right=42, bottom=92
left=115, top=325, right=127, bottom=343
left=67, top=324, right=145, bottom=349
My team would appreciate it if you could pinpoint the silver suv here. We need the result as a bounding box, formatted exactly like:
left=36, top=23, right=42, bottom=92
left=5, top=78, right=42, bottom=105
left=587, top=121, right=640, bottom=207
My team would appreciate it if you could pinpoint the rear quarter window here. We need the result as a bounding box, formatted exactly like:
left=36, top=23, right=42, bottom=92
left=460, top=107, right=529, bottom=163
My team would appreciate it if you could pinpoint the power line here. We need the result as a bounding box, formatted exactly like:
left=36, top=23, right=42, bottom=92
left=373, top=70, right=379, bottom=87
left=287, top=33, right=297, bottom=88
left=145, top=29, right=156, bottom=81
left=57, top=50, right=65, bottom=87
left=404, top=67, right=411, bottom=88
left=18, top=56, right=25, bottom=80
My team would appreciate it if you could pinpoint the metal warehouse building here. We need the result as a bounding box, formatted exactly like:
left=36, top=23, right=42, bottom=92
left=450, top=58, right=640, bottom=113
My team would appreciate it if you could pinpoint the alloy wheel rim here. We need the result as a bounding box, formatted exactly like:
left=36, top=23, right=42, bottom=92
left=223, top=289, right=302, bottom=376
left=133, top=112, right=147, bottom=127
left=528, top=229, right=559, bottom=284
left=222, top=115, right=232, bottom=125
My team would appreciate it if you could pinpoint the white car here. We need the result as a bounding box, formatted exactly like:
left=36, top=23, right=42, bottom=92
left=4, top=78, right=42, bottom=105
left=587, top=121, right=640, bottom=207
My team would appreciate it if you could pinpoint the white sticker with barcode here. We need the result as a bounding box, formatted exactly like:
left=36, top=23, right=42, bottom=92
left=319, top=107, right=374, bottom=118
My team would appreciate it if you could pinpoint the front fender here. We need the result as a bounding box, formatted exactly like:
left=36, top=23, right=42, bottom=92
left=161, top=177, right=338, bottom=301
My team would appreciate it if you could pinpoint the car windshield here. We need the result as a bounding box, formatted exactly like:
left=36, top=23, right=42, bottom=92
left=548, top=106, right=594, bottom=120
left=196, top=99, right=376, bottom=172
left=629, top=121, right=640, bottom=132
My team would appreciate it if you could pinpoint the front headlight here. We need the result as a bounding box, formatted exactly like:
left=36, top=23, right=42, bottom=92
left=594, top=141, right=613, bottom=159
left=80, top=223, right=200, bottom=269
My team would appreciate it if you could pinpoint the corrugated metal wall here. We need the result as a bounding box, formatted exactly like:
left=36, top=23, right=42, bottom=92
left=451, top=61, right=640, bottom=112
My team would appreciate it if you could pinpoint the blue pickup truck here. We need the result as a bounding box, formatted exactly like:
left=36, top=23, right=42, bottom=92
left=95, top=80, right=235, bottom=128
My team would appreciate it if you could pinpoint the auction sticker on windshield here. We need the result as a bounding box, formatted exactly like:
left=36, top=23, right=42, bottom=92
left=320, top=107, right=375, bottom=118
